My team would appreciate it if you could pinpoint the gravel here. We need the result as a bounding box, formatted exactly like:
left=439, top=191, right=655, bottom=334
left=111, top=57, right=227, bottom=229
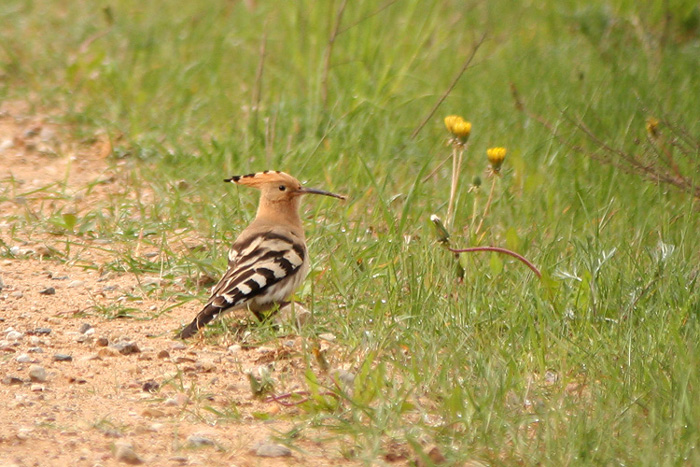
left=254, top=441, right=292, bottom=458
left=114, top=443, right=143, bottom=464
left=111, top=341, right=141, bottom=355
left=28, top=365, right=47, bottom=382
left=39, top=286, right=56, bottom=295
left=187, top=434, right=216, bottom=447
left=16, top=353, right=33, bottom=363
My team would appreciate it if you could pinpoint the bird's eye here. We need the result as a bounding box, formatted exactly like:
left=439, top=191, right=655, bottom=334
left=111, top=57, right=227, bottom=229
left=278, top=185, right=286, bottom=191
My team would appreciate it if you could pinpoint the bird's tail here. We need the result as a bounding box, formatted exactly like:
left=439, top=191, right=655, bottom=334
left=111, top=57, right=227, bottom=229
left=177, top=304, right=222, bottom=339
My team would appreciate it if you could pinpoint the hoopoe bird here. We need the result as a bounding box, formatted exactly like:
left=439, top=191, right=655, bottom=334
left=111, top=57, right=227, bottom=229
left=177, top=170, right=345, bottom=339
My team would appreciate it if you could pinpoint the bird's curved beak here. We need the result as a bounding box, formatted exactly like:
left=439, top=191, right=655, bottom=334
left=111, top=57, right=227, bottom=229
left=298, top=187, right=347, bottom=200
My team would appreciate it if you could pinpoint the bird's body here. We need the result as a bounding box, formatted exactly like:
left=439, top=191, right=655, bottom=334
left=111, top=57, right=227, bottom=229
left=178, top=171, right=344, bottom=339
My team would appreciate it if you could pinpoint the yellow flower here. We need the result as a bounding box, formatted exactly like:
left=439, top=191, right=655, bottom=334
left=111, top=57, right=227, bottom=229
left=487, top=147, right=507, bottom=172
left=646, top=117, right=659, bottom=138
left=444, top=115, right=471, bottom=142
left=444, top=115, right=462, bottom=133
left=452, top=120, right=471, bottom=141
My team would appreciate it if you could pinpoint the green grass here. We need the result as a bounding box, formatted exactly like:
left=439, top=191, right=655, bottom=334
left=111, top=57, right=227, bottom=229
left=2, top=0, right=699, bottom=464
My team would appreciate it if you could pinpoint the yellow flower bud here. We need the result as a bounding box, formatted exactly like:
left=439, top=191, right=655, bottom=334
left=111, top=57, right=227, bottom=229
left=444, top=115, right=462, bottom=133
left=487, top=147, right=507, bottom=172
left=646, top=117, right=659, bottom=138
left=444, top=115, right=471, bottom=142
left=452, top=120, right=471, bottom=141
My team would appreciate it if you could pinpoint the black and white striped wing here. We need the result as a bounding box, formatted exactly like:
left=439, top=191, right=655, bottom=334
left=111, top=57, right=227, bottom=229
left=208, top=232, right=306, bottom=309
left=177, top=230, right=306, bottom=338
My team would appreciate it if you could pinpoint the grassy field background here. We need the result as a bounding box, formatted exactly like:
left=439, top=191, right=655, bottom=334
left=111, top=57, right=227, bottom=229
left=2, top=0, right=699, bottom=464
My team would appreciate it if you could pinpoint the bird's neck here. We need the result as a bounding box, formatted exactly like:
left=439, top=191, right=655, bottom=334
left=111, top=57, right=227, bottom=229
left=255, top=198, right=304, bottom=234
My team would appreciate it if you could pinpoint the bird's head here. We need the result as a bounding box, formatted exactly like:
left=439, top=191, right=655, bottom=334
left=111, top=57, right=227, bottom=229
left=225, top=171, right=345, bottom=214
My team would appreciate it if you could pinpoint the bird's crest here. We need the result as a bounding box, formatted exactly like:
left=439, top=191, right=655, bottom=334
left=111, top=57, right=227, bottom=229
left=225, top=170, right=301, bottom=189
left=224, top=170, right=346, bottom=200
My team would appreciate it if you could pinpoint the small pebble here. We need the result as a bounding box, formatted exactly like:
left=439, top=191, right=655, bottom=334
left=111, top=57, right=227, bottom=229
left=30, top=383, right=45, bottom=392
left=53, top=353, right=73, bottom=362
left=114, top=443, right=143, bottom=464
left=170, top=342, right=186, bottom=351
left=156, top=350, right=170, bottom=359
left=164, top=393, right=189, bottom=407
left=97, top=347, right=119, bottom=358
left=79, top=323, right=93, bottom=334
left=137, top=353, right=152, bottom=361
left=103, top=429, right=122, bottom=438
left=16, top=353, right=33, bottom=363
left=141, top=407, right=166, bottom=418
left=187, top=434, right=216, bottom=447
left=2, top=375, right=24, bottom=385
left=16, top=427, right=33, bottom=440
left=39, top=127, right=56, bottom=142
left=142, top=380, right=159, bottom=392
left=195, top=360, right=216, bottom=372
left=96, top=337, right=109, bottom=347
left=27, top=347, right=43, bottom=353
left=39, top=287, right=56, bottom=295
left=10, top=291, right=23, bottom=299
left=331, top=369, right=356, bottom=389
left=424, top=444, right=447, bottom=464
left=35, top=245, right=51, bottom=257
left=28, top=365, right=47, bottom=382
left=29, top=327, right=51, bottom=336
left=545, top=369, right=559, bottom=385
left=67, top=280, right=85, bottom=288
left=227, top=344, right=242, bottom=354
left=24, top=126, right=40, bottom=137
left=6, top=330, right=23, bottom=340
left=254, top=442, right=292, bottom=458
left=80, top=353, right=102, bottom=362
left=111, top=342, right=141, bottom=355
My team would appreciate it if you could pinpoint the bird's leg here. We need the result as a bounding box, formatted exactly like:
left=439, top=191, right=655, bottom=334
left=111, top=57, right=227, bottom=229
left=251, top=301, right=290, bottom=322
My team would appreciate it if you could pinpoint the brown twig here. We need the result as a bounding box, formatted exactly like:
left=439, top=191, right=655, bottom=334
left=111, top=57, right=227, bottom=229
left=510, top=83, right=700, bottom=199
left=510, top=82, right=555, bottom=132
left=251, top=28, right=268, bottom=130
left=449, top=245, right=542, bottom=278
left=421, top=153, right=452, bottom=183
left=264, top=390, right=339, bottom=407
left=322, top=0, right=349, bottom=110
left=338, top=0, right=398, bottom=35
left=410, top=32, right=487, bottom=140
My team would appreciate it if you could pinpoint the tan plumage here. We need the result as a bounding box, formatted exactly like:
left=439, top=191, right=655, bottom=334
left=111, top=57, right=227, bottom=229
left=177, top=170, right=345, bottom=339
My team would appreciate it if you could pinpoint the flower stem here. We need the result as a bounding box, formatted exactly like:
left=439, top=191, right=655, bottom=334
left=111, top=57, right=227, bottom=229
left=448, top=245, right=541, bottom=278
left=474, top=175, right=497, bottom=237
left=446, top=145, right=464, bottom=229
left=469, top=190, right=480, bottom=235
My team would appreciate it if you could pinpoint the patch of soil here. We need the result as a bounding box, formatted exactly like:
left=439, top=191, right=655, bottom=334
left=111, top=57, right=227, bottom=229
left=0, top=103, right=362, bottom=466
